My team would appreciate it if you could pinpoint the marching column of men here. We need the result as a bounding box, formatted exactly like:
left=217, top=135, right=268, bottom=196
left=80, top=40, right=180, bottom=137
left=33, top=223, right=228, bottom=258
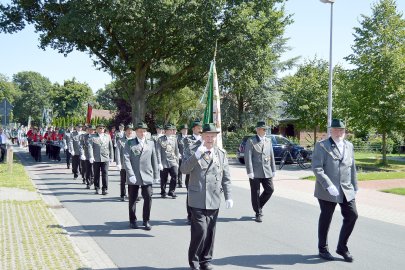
left=15, top=117, right=359, bottom=268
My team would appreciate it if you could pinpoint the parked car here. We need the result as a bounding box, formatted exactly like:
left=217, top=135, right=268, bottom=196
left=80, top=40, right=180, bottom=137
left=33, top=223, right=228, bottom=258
left=236, top=134, right=307, bottom=164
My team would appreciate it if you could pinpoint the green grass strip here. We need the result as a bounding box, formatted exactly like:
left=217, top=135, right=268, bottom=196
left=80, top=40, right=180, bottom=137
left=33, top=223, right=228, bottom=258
left=381, top=188, right=405, bottom=196
left=302, top=171, right=405, bottom=181
left=0, top=157, right=35, bottom=191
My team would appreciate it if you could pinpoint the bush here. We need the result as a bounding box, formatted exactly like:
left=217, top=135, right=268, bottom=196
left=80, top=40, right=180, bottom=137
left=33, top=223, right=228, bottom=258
left=368, top=136, right=395, bottom=154
left=223, top=131, right=254, bottom=152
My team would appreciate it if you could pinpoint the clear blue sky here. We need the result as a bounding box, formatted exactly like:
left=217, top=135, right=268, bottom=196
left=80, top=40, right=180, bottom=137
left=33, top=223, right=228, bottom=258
left=0, top=0, right=404, bottom=92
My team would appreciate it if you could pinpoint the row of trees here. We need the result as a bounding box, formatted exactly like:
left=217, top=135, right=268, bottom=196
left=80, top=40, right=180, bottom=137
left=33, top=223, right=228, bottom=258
left=281, top=0, right=405, bottom=163
left=0, top=72, right=94, bottom=125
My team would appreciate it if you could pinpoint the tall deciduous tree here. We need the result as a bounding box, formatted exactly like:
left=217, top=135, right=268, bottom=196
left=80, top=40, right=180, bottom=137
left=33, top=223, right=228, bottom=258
left=0, top=0, right=291, bottom=124
left=12, top=71, right=53, bottom=125
left=345, top=0, right=405, bottom=164
left=0, top=73, right=20, bottom=103
left=95, top=83, right=118, bottom=111
left=280, top=58, right=331, bottom=145
left=51, top=78, right=94, bottom=118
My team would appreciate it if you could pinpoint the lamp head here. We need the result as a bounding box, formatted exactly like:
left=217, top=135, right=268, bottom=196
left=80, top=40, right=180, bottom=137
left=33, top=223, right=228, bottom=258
left=320, top=0, right=335, bottom=3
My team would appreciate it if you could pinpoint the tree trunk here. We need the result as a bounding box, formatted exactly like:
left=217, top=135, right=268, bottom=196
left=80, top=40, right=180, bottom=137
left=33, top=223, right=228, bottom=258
left=237, top=94, right=244, bottom=129
left=130, top=65, right=147, bottom=124
left=382, top=132, right=387, bottom=165
left=313, top=126, right=317, bottom=146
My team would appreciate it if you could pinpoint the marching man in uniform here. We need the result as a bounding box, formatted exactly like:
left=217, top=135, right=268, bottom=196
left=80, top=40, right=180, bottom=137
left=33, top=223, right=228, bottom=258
left=244, top=121, right=276, bottom=223
left=123, top=122, right=159, bottom=230
left=156, top=123, right=180, bottom=199
left=116, top=124, right=135, bottom=201
left=71, top=124, right=84, bottom=179
left=312, top=119, right=358, bottom=262
left=80, top=125, right=96, bottom=189
left=177, top=124, right=189, bottom=188
left=88, top=124, right=114, bottom=195
left=181, top=123, right=233, bottom=270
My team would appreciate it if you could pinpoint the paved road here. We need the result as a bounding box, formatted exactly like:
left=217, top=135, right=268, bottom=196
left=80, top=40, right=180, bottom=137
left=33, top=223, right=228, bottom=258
left=18, top=149, right=405, bottom=270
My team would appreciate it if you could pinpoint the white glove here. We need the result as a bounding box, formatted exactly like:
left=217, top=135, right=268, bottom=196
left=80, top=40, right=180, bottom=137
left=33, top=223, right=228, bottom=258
left=195, top=143, right=207, bottom=159
left=109, top=159, right=114, bottom=163
left=355, top=189, right=359, bottom=195
left=71, top=150, right=75, bottom=156
left=80, top=154, right=86, bottom=160
left=327, top=185, right=339, bottom=196
left=272, top=172, right=276, bottom=178
left=129, top=175, right=137, bottom=184
left=158, top=164, right=163, bottom=171
left=116, top=164, right=122, bottom=171
left=153, top=179, right=160, bottom=184
left=248, top=173, right=254, bottom=179
left=89, top=158, right=94, bottom=164
left=225, top=199, right=234, bottom=209
left=64, top=146, right=67, bottom=150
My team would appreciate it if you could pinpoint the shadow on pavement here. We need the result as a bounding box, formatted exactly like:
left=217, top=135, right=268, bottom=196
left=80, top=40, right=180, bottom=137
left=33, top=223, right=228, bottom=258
left=214, top=254, right=325, bottom=268
left=75, top=254, right=324, bottom=270
left=61, top=221, right=155, bottom=238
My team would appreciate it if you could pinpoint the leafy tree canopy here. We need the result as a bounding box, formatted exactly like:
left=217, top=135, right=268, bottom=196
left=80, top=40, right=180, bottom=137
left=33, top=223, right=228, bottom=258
left=0, top=0, right=291, bottom=125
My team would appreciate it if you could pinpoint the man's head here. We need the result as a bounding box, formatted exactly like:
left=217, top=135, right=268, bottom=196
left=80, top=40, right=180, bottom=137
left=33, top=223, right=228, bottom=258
left=201, top=123, right=219, bottom=150
left=119, top=123, right=125, bottom=132
left=255, top=121, right=268, bottom=137
left=75, top=124, right=82, bottom=132
left=191, top=119, right=202, bottom=135
left=135, top=122, right=148, bottom=139
left=330, top=119, right=346, bottom=142
left=180, top=124, right=188, bottom=136
left=88, top=125, right=96, bottom=134
left=164, top=123, right=176, bottom=135
left=96, top=124, right=105, bottom=134
left=125, top=124, right=134, bottom=138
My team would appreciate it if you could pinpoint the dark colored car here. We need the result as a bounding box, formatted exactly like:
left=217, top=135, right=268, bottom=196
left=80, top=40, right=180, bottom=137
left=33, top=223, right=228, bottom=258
left=236, top=134, right=306, bottom=164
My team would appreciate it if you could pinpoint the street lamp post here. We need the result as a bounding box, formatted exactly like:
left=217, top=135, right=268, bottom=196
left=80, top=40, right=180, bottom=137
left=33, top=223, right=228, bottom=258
left=320, top=0, right=334, bottom=136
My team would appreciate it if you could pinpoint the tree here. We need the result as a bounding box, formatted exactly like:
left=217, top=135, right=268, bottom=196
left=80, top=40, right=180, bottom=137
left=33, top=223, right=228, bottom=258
left=0, top=73, right=20, bottom=104
left=12, top=71, right=53, bottom=125
left=95, top=83, right=118, bottom=111
left=345, top=0, right=405, bottom=164
left=51, top=78, right=94, bottom=118
left=280, top=58, right=331, bottom=145
left=0, top=0, right=291, bottom=124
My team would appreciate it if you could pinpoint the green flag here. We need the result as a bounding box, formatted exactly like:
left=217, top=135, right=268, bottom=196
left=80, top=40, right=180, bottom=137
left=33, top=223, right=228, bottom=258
left=203, top=61, right=215, bottom=124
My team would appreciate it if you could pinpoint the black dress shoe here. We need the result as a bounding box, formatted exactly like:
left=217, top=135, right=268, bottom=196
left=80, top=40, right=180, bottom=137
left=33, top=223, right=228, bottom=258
left=102, top=190, right=108, bottom=195
left=319, top=251, right=335, bottom=261
left=168, top=192, right=177, bottom=198
left=161, top=193, right=167, bottom=198
left=86, top=185, right=90, bottom=189
left=120, top=196, right=125, bottom=201
left=200, top=263, right=214, bottom=270
left=143, top=221, right=152, bottom=231
left=130, top=222, right=138, bottom=229
left=95, top=189, right=99, bottom=194
left=255, top=214, right=262, bottom=223
left=336, top=250, right=353, bottom=262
